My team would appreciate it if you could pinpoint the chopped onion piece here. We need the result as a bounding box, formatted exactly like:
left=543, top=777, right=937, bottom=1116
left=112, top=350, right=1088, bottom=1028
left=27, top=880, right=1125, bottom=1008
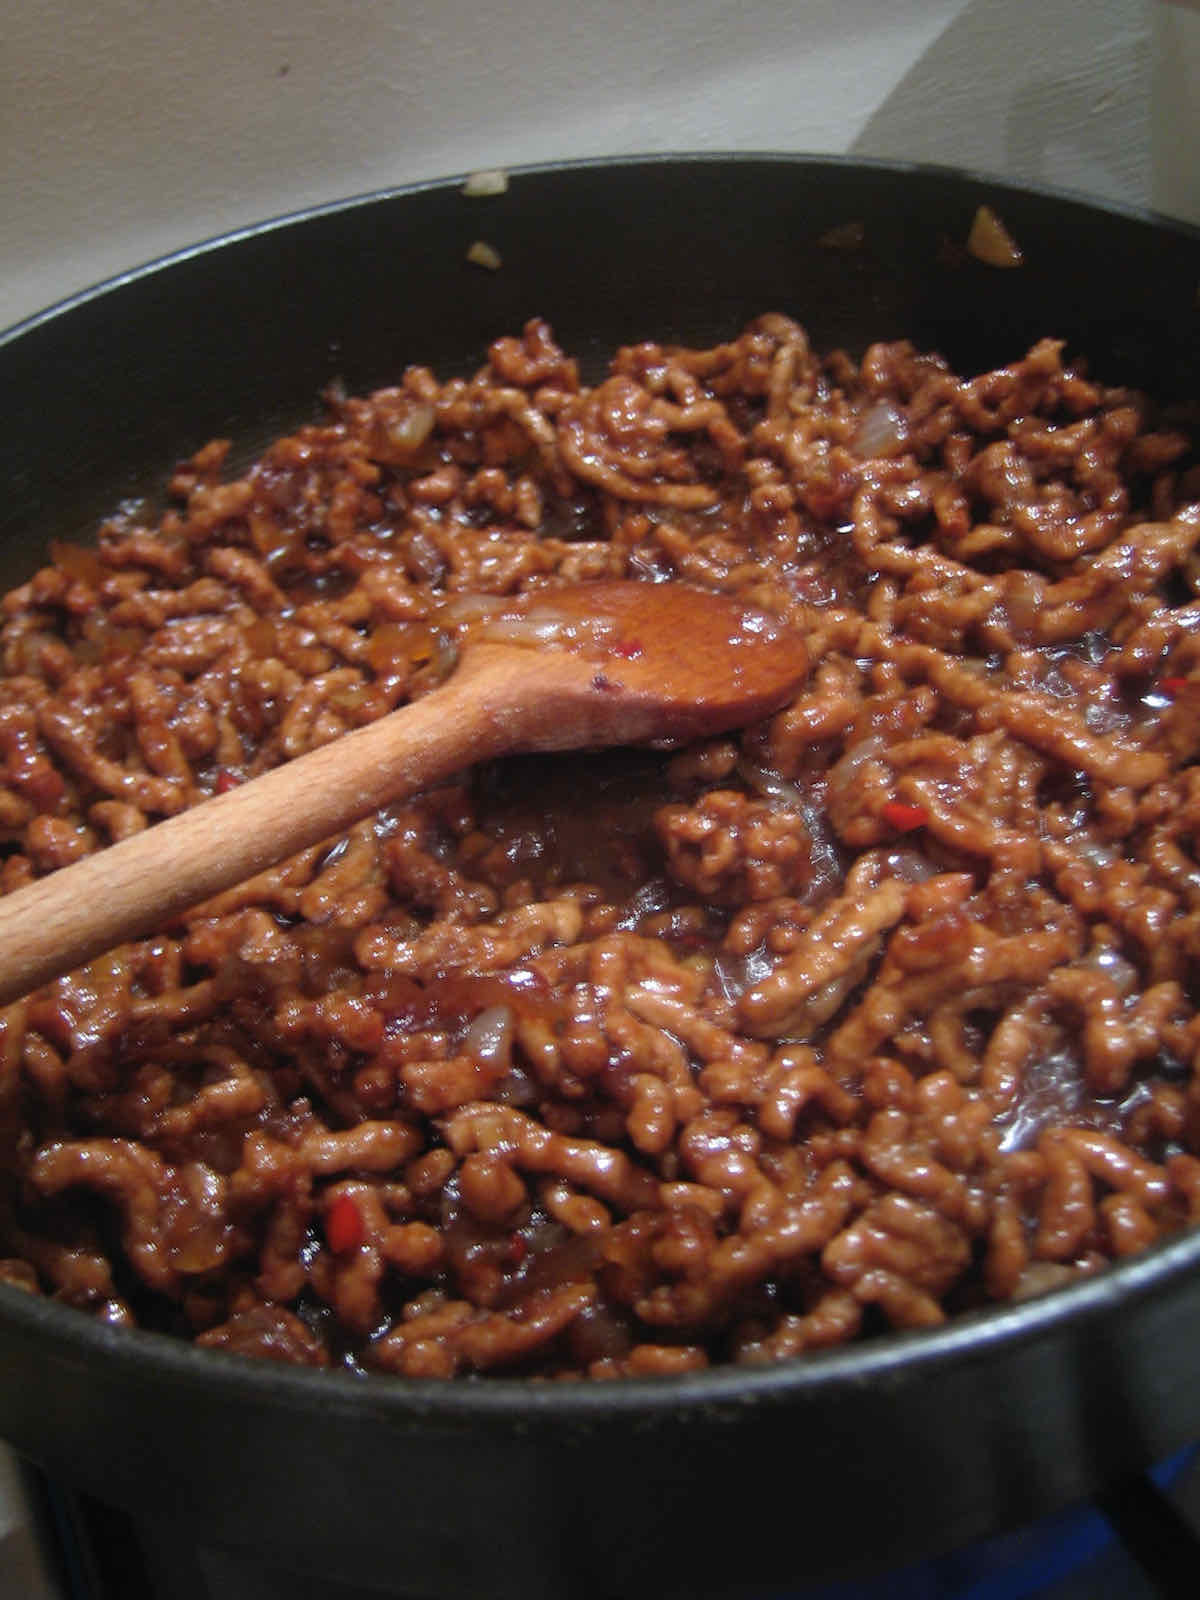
left=467, top=240, right=503, bottom=271
left=736, top=757, right=805, bottom=810
left=481, top=606, right=618, bottom=654
left=382, top=403, right=435, bottom=453
left=464, top=1005, right=514, bottom=1068
left=855, top=399, right=910, bottom=459
left=462, top=169, right=509, bottom=198
left=967, top=205, right=1024, bottom=269
left=436, top=594, right=509, bottom=625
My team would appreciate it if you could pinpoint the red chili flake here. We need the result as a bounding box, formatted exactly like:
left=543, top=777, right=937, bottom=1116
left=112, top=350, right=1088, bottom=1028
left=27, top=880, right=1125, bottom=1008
left=507, top=1232, right=528, bottom=1266
left=881, top=800, right=930, bottom=832
left=325, top=1193, right=366, bottom=1254
left=1159, top=677, right=1188, bottom=696
left=611, top=638, right=644, bottom=660
left=215, top=769, right=242, bottom=794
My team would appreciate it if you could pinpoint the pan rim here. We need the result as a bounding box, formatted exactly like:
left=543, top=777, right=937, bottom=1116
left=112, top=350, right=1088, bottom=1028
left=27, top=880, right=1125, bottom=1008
left=1, top=1219, right=1198, bottom=1423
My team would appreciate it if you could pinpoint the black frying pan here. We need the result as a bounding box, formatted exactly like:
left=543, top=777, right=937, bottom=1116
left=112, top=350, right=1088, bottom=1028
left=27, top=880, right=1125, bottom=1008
left=2, top=156, right=1200, bottom=1598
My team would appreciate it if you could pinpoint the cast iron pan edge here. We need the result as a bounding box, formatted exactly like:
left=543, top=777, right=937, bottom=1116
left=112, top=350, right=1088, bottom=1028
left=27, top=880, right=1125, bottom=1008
left=2, top=155, right=1200, bottom=1595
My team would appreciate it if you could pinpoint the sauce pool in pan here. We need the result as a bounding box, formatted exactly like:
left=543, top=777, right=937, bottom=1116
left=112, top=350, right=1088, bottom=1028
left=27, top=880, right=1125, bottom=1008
left=1, top=312, right=1199, bottom=1379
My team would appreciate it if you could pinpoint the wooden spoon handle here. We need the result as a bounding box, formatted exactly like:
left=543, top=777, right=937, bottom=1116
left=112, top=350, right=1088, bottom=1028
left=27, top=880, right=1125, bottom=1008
left=0, top=673, right=502, bottom=1007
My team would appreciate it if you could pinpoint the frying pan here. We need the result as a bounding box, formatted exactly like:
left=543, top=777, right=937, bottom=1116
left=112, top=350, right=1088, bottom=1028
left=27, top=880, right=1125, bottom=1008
left=2, top=156, right=1200, bottom=1597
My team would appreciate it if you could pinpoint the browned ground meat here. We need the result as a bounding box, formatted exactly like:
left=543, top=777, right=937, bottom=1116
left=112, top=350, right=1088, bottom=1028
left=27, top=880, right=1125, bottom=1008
left=2, top=314, right=1200, bottom=1378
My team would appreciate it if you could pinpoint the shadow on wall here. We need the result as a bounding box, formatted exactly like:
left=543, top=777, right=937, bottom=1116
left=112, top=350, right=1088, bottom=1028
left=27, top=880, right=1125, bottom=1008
left=1151, top=2, right=1200, bottom=220
left=850, top=0, right=1152, bottom=210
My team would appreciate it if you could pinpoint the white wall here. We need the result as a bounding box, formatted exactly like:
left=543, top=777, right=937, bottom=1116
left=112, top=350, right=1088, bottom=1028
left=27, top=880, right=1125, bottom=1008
left=2, top=0, right=1192, bottom=333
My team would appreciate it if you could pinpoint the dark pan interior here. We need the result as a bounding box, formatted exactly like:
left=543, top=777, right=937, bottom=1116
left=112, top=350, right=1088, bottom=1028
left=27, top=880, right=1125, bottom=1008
left=2, top=156, right=1200, bottom=1597
left=7, top=154, right=1199, bottom=576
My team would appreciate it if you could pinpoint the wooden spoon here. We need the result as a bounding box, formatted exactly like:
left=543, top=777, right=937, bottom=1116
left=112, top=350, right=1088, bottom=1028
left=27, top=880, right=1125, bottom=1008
left=0, top=581, right=808, bottom=1006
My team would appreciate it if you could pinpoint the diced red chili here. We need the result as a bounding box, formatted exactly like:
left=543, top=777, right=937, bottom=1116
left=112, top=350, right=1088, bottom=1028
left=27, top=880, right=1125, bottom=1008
left=215, top=769, right=242, bottom=794
left=881, top=800, right=930, bottom=832
left=611, top=638, right=644, bottom=659
left=1159, top=676, right=1188, bottom=696
left=508, top=1232, right=528, bottom=1266
left=325, top=1193, right=366, bottom=1254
